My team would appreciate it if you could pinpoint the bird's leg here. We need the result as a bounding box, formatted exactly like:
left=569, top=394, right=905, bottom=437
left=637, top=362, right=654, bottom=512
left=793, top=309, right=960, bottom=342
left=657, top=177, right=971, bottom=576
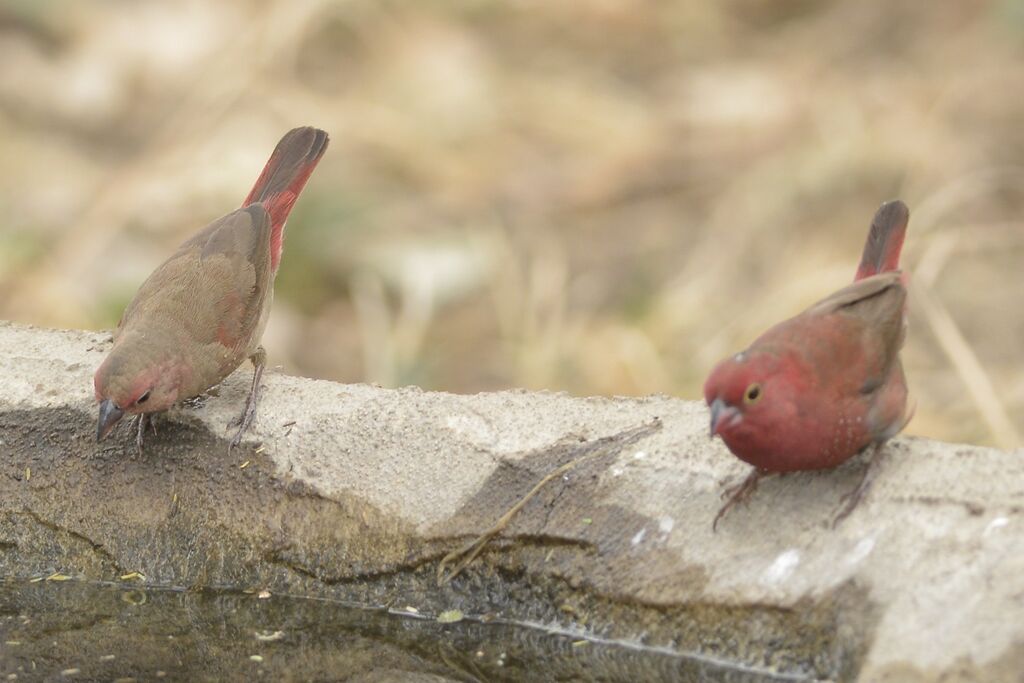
left=229, top=347, right=266, bottom=452
left=130, top=413, right=152, bottom=457
left=132, top=415, right=143, bottom=455
left=713, top=468, right=772, bottom=532
left=831, top=443, right=884, bottom=527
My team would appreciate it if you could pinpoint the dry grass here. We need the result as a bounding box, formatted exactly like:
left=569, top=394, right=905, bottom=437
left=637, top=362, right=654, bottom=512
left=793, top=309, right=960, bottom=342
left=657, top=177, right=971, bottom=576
left=0, top=0, right=1021, bottom=447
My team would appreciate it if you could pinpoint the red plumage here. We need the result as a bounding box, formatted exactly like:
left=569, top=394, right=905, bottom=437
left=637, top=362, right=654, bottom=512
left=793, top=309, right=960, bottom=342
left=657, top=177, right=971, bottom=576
left=704, top=200, right=912, bottom=528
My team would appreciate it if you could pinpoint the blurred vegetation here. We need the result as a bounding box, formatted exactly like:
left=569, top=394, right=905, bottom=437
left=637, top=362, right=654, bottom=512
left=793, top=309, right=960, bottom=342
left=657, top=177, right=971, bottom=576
left=0, top=0, right=1021, bottom=448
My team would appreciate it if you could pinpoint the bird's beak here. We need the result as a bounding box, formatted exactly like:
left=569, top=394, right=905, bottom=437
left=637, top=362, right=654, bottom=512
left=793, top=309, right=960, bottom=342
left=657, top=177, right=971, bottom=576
left=708, top=398, right=739, bottom=438
left=96, top=399, right=124, bottom=441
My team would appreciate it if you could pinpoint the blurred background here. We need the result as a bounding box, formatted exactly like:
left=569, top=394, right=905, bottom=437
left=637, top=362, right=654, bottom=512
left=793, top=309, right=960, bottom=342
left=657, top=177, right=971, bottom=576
left=0, top=0, right=1021, bottom=448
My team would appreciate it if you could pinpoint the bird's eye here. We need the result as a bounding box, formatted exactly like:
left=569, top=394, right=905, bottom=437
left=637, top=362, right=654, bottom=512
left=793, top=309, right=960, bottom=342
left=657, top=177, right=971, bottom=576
left=137, top=391, right=151, bottom=405
left=744, top=383, right=762, bottom=404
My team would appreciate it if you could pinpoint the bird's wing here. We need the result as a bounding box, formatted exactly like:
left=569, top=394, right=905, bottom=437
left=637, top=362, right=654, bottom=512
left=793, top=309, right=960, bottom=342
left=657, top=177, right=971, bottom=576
left=120, top=205, right=272, bottom=354
left=808, top=271, right=904, bottom=317
left=807, top=271, right=907, bottom=394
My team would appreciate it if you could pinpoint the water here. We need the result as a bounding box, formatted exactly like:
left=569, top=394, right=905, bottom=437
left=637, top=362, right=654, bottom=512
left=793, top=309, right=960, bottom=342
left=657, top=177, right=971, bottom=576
left=0, top=580, right=813, bottom=682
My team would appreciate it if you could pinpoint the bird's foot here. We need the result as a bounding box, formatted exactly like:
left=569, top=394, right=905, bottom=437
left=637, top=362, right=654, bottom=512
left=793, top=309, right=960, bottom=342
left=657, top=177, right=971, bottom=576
left=228, top=398, right=259, bottom=452
left=182, top=393, right=210, bottom=410
left=831, top=444, right=884, bottom=528
left=229, top=348, right=266, bottom=453
left=713, top=468, right=770, bottom=532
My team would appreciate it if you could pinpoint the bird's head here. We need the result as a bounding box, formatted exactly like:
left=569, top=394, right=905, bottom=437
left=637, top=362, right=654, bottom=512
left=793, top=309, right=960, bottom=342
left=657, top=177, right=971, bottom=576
left=93, top=332, right=187, bottom=440
left=703, top=349, right=800, bottom=452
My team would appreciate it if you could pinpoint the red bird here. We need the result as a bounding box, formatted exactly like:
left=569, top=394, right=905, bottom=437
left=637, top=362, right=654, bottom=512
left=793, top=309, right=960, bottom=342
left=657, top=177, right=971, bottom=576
left=94, top=127, right=329, bottom=451
left=704, top=200, right=912, bottom=529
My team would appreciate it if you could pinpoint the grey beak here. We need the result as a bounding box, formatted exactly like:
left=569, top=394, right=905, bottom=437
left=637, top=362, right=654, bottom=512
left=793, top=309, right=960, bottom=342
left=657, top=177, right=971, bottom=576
left=709, top=398, right=726, bottom=438
left=96, top=399, right=125, bottom=441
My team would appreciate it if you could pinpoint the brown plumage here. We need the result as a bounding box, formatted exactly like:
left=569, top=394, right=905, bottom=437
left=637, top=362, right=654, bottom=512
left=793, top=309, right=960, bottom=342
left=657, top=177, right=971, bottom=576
left=94, top=127, right=329, bottom=449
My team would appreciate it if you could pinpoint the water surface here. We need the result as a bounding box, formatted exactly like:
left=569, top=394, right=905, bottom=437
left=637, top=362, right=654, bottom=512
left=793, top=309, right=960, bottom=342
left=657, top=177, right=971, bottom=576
left=0, top=580, right=809, bottom=682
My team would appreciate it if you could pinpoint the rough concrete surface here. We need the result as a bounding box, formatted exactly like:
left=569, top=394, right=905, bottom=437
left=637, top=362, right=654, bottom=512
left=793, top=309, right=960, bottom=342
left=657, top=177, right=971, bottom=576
left=0, top=320, right=1021, bottom=682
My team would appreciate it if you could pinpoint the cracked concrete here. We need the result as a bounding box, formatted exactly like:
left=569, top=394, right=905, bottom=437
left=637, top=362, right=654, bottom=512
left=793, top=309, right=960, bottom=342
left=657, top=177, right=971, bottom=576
left=0, top=320, right=1022, bottom=682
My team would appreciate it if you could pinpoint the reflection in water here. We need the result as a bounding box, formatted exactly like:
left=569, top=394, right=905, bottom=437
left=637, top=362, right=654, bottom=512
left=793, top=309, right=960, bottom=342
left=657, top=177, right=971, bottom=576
left=0, top=580, right=810, bottom=682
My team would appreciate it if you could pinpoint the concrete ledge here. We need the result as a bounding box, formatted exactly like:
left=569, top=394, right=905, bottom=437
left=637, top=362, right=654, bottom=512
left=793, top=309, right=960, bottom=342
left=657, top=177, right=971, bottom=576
left=0, top=320, right=1021, bottom=682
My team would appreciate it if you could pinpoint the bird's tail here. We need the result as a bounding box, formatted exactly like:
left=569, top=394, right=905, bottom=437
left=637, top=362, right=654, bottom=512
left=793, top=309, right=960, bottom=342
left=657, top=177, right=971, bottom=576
left=855, top=200, right=909, bottom=281
left=243, top=126, right=329, bottom=272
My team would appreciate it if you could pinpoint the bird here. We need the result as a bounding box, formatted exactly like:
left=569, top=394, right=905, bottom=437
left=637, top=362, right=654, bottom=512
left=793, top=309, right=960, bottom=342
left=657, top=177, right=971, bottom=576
left=704, top=200, right=912, bottom=530
left=94, top=126, right=329, bottom=452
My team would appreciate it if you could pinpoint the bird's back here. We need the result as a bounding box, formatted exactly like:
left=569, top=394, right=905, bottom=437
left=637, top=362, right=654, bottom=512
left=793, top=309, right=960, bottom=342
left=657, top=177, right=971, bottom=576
left=116, top=205, right=273, bottom=396
left=744, top=273, right=909, bottom=468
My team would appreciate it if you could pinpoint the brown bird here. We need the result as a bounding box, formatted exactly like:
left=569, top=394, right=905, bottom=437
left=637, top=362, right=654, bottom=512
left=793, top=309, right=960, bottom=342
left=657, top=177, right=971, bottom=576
left=94, top=127, right=329, bottom=450
left=704, top=200, right=912, bottom=529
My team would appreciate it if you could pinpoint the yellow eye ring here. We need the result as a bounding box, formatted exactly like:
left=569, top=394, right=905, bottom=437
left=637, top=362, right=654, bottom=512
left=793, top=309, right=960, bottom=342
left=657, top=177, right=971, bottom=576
left=744, top=383, right=762, bottom=404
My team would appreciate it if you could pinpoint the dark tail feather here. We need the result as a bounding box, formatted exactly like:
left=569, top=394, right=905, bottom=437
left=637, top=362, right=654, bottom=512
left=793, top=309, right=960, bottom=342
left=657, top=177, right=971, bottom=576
left=855, top=199, right=909, bottom=281
left=243, top=127, right=329, bottom=272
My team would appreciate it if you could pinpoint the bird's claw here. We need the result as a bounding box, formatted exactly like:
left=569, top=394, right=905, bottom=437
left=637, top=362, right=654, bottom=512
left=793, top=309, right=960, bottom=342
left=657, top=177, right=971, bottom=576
left=712, top=469, right=768, bottom=532
left=830, top=499, right=858, bottom=528
left=228, top=399, right=258, bottom=452
left=228, top=389, right=260, bottom=451
left=830, top=474, right=870, bottom=528
left=182, top=393, right=211, bottom=410
left=719, top=477, right=750, bottom=501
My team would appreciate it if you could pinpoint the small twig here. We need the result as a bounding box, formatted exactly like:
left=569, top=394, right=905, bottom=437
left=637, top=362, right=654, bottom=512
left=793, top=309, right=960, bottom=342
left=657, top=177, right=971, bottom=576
left=911, top=226, right=1020, bottom=448
left=912, top=231, right=958, bottom=287
left=436, top=418, right=661, bottom=586
left=913, top=282, right=1021, bottom=448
